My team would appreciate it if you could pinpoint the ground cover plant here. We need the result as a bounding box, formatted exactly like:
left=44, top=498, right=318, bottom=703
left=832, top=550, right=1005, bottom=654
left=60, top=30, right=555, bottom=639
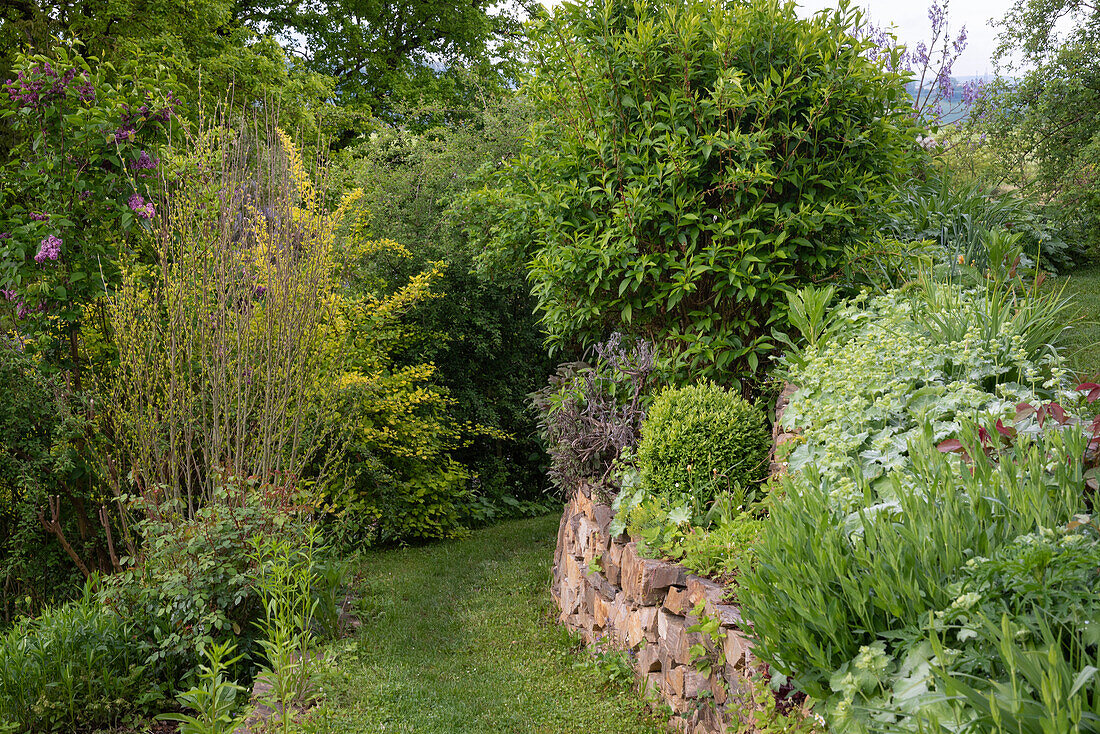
left=0, top=587, right=154, bottom=731
left=738, top=241, right=1100, bottom=731
left=777, top=249, right=1076, bottom=483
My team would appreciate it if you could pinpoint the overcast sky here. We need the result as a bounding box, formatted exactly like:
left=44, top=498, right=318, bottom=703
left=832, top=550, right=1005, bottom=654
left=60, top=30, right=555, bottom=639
left=797, top=0, right=1014, bottom=75
left=537, top=0, right=1017, bottom=76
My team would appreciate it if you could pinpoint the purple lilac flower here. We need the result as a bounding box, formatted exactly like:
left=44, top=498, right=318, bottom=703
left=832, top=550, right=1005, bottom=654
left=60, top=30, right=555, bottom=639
left=78, top=190, right=92, bottom=201
left=128, top=193, right=155, bottom=219
left=15, top=301, right=29, bottom=320
left=35, top=234, right=62, bottom=263
left=0, top=232, right=10, bottom=239
left=252, top=285, right=267, bottom=299
left=913, top=41, right=930, bottom=68
left=3, top=64, right=95, bottom=110
left=0, top=289, right=15, bottom=301
left=29, top=212, right=49, bottom=221
left=131, top=150, right=158, bottom=170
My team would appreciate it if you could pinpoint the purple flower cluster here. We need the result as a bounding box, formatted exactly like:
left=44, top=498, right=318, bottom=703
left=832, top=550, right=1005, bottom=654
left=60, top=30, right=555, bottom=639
left=128, top=193, right=156, bottom=219
left=856, top=2, right=970, bottom=127
left=0, top=289, right=15, bottom=301
left=35, top=234, right=62, bottom=263
left=29, top=211, right=50, bottom=221
left=131, top=150, right=158, bottom=171
left=961, top=79, right=987, bottom=107
left=113, top=92, right=178, bottom=143
left=3, top=63, right=95, bottom=110
left=14, top=299, right=49, bottom=321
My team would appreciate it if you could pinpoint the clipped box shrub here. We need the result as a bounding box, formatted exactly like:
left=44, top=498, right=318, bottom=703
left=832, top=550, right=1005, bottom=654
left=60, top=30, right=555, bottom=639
left=636, top=382, right=770, bottom=504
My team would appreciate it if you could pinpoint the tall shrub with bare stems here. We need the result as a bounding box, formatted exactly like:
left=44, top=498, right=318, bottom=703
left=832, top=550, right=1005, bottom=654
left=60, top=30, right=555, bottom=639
left=108, top=117, right=346, bottom=519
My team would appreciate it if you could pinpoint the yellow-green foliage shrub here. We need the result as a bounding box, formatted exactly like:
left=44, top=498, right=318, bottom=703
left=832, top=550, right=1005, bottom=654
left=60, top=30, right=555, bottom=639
left=110, top=120, right=469, bottom=544
left=636, top=382, right=770, bottom=505
left=323, top=196, right=472, bottom=543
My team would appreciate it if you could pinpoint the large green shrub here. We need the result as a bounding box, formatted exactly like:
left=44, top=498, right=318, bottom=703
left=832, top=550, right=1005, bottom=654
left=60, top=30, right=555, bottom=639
left=470, top=0, right=919, bottom=385
left=636, top=382, right=770, bottom=503
left=344, top=97, right=555, bottom=510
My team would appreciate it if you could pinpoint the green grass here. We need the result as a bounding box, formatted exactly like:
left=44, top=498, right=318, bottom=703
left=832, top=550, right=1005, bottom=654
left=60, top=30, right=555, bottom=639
left=301, top=515, right=668, bottom=734
left=1053, top=263, right=1100, bottom=380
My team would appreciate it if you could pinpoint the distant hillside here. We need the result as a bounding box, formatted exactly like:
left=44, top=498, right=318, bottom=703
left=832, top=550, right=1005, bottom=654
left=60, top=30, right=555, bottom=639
left=906, top=74, right=997, bottom=124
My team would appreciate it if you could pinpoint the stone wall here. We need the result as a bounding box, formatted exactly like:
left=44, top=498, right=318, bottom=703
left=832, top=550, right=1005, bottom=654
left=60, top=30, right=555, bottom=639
left=551, top=485, right=760, bottom=733
left=550, top=385, right=800, bottom=733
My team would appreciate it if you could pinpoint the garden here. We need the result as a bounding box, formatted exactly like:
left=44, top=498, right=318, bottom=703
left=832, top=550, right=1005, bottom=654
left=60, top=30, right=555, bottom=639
left=1, top=0, right=1098, bottom=732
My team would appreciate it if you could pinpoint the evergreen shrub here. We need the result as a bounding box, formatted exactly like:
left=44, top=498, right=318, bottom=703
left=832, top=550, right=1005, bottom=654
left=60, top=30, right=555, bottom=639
left=636, top=382, right=770, bottom=505
left=472, top=0, right=919, bottom=385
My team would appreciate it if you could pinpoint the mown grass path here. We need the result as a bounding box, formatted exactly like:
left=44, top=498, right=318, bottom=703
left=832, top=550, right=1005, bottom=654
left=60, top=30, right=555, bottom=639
left=1055, top=263, right=1100, bottom=379
left=303, top=515, right=667, bottom=734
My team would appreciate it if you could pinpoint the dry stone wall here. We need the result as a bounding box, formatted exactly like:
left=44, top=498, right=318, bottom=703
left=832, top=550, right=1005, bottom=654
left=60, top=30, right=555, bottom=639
left=550, top=385, right=800, bottom=733
left=552, top=485, right=760, bottom=733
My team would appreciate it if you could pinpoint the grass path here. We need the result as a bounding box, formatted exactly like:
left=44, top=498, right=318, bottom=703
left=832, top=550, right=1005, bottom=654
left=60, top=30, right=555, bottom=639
left=302, top=515, right=667, bottom=734
left=1055, top=263, right=1100, bottom=379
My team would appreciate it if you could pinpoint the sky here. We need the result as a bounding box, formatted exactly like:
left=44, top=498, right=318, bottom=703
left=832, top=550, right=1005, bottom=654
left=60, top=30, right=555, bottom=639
left=796, top=0, right=1015, bottom=76
left=537, top=0, right=1018, bottom=76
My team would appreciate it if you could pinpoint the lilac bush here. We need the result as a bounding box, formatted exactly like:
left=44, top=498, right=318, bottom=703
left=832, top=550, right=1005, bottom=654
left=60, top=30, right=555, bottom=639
left=0, top=44, right=176, bottom=383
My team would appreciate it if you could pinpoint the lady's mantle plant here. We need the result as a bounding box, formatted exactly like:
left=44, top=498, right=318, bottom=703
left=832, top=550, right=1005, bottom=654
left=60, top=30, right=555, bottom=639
left=0, top=44, right=176, bottom=384
left=779, top=279, right=1074, bottom=485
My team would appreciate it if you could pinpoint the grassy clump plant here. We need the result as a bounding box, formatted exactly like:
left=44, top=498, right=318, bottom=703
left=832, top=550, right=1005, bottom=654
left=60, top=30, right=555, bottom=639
left=0, top=586, right=158, bottom=732
left=738, top=239, right=1100, bottom=730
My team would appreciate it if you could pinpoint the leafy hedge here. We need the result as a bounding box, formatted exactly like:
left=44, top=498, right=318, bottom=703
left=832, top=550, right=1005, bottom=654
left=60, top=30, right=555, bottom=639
left=471, top=0, right=919, bottom=385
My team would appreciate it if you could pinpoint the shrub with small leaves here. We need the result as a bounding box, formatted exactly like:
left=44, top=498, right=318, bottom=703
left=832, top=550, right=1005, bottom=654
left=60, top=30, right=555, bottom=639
left=98, top=476, right=311, bottom=688
left=636, top=382, right=770, bottom=506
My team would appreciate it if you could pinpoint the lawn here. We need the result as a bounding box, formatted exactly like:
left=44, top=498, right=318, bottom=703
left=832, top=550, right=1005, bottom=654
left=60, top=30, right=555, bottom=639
left=301, top=515, right=668, bottom=734
left=1054, top=263, right=1100, bottom=379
